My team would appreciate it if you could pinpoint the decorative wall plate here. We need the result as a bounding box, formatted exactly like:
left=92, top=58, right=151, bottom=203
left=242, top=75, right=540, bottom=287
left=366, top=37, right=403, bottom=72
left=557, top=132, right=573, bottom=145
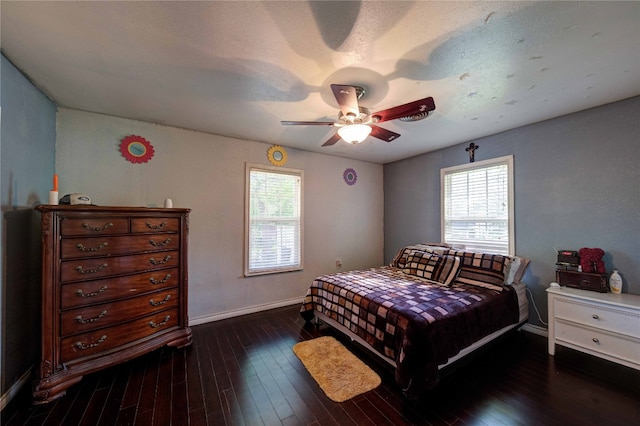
left=343, top=168, right=357, bottom=186
left=120, top=135, right=155, bottom=163
left=267, top=145, right=288, bottom=166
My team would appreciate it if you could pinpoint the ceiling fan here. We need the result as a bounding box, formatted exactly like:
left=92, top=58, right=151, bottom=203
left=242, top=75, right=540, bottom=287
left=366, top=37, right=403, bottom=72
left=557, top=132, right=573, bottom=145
left=281, top=84, right=436, bottom=146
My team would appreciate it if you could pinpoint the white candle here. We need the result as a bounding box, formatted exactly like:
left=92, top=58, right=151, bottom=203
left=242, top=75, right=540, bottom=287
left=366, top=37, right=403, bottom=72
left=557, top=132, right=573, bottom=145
left=49, top=191, right=59, bottom=205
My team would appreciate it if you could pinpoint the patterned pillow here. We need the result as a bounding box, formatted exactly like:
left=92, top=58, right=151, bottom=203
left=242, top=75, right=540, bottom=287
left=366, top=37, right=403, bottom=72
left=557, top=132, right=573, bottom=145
left=504, top=255, right=531, bottom=285
left=402, top=251, right=462, bottom=286
left=390, top=244, right=448, bottom=269
left=447, top=249, right=511, bottom=291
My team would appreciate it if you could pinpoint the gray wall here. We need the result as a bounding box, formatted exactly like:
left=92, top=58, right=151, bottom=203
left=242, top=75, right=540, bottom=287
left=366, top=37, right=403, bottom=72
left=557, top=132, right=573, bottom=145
left=384, top=96, right=640, bottom=328
left=1, top=55, right=56, bottom=398
left=55, top=108, right=384, bottom=324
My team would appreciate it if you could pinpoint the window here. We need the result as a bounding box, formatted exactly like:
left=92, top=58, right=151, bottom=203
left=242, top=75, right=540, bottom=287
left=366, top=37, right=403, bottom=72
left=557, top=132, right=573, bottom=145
left=245, top=163, right=303, bottom=276
left=441, top=155, right=514, bottom=255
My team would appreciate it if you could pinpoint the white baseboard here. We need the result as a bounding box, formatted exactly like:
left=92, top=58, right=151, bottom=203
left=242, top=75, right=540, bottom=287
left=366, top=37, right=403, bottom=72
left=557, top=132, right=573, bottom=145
left=1, top=367, right=32, bottom=411
left=189, top=297, right=304, bottom=326
left=520, top=323, right=548, bottom=337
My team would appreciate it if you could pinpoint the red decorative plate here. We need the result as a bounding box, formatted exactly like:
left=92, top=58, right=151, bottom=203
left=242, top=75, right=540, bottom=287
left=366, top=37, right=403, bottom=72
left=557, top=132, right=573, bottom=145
left=120, top=135, right=155, bottom=163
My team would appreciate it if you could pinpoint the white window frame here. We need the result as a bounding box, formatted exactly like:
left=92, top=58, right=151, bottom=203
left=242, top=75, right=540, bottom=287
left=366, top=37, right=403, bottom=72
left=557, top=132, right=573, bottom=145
left=440, top=155, right=514, bottom=255
left=244, top=163, right=304, bottom=276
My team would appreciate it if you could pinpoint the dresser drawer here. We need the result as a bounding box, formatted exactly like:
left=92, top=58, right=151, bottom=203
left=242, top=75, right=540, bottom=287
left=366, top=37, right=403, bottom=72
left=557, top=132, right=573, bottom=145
left=61, top=288, right=179, bottom=336
left=131, top=218, right=180, bottom=234
left=61, top=218, right=130, bottom=236
left=555, top=320, right=640, bottom=366
left=60, top=251, right=179, bottom=283
left=61, top=309, right=179, bottom=363
left=61, top=234, right=179, bottom=259
left=555, top=298, right=640, bottom=338
left=61, top=268, right=179, bottom=309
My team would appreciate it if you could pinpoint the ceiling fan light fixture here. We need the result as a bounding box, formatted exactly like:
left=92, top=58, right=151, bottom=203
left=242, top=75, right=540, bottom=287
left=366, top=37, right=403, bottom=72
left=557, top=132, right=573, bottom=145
left=282, top=83, right=434, bottom=147
left=337, top=124, right=372, bottom=144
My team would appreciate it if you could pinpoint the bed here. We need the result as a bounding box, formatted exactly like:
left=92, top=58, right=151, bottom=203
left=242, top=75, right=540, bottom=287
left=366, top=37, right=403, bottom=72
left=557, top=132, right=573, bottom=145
left=300, top=244, right=530, bottom=397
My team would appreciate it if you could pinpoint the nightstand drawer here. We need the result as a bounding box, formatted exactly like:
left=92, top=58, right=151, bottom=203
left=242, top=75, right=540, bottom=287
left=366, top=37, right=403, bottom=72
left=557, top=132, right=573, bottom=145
left=555, top=320, right=640, bottom=366
left=555, top=298, right=640, bottom=338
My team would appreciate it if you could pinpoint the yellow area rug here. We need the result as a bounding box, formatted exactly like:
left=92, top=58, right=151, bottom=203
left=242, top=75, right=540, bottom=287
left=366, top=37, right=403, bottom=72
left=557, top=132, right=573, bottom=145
left=292, top=336, right=381, bottom=402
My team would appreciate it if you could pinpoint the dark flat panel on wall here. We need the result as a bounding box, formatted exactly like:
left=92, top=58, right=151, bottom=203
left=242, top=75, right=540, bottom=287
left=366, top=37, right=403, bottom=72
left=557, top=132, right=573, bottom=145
left=2, top=209, right=41, bottom=393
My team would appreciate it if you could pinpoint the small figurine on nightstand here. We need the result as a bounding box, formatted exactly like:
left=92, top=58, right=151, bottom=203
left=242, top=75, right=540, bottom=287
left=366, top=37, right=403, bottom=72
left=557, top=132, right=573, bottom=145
left=609, top=270, right=623, bottom=294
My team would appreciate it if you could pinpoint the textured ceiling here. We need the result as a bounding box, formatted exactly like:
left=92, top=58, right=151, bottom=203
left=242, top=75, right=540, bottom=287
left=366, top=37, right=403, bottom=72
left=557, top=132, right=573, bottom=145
left=2, top=1, right=639, bottom=164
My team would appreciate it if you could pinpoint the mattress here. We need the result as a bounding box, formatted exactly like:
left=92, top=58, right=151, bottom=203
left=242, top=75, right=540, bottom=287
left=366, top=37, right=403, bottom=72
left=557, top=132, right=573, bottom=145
left=300, top=266, right=527, bottom=396
left=315, top=281, right=528, bottom=362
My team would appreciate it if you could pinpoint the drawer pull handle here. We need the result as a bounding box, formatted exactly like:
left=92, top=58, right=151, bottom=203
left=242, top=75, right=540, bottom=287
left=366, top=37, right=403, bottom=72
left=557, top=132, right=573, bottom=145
left=149, top=255, right=171, bottom=265
left=149, top=315, right=171, bottom=328
left=150, top=274, right=172, bottom=285
left=76, top=286, right=108, bottom=297
left=82, top=222, right=114, bottom=232
left=149, top=237, right=172, bottom=247
left=145, top=221, right=166, bottom=230
left=592, top=338, right=600, bottom=343
left=76, top=311, right=107, bottom=324
left=74, top=335, right=107, bottom=350
left=76, top=263, right=108, bottom=274
left=592, top=314, right=599, bottom=320
left=149, top=295, right=171, bottom=307
left=76, top=242, right=108, bottom=252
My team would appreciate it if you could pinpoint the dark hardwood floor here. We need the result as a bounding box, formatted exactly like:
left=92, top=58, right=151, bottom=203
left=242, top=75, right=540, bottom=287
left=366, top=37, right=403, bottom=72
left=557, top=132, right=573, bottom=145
left=2, top=304, right=639, bottom=426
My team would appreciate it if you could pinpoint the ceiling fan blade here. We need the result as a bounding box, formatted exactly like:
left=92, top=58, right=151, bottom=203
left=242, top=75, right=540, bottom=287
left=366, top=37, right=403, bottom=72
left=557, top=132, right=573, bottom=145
left=281, top=121, right=335, bottom=126
left=371, top=97, right=436, bottom=123
left=330, top=84, right=360, bottom=117
left=369, top=125, right=400, bottom=142
left=321, top=133, right=342, bottom=147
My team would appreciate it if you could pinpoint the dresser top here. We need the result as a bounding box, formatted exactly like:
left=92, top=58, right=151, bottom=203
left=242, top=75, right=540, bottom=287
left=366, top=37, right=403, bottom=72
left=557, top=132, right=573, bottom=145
left=35, top=205, right=190, bottom=214
left=547, top=286, right=640, bottom=309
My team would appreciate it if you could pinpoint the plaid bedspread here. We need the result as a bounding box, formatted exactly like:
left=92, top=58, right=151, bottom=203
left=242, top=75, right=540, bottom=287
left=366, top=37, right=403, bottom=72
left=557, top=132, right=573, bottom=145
left=300, top=266, right=519, bottom=397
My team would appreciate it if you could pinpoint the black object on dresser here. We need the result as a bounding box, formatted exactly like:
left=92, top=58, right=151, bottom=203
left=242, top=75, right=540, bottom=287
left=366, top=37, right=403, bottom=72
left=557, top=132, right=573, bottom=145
left=33, top=206, right=192, bottom=403
left=556, top=270, right=608, bottom=293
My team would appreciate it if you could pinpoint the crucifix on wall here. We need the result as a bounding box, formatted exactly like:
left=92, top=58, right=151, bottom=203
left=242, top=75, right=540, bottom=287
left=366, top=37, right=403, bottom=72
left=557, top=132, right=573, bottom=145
left=465, top=142, right=479, bottom=162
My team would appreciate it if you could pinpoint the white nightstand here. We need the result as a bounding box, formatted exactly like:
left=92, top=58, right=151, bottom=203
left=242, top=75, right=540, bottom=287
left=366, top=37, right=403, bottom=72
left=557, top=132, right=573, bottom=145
left=547, top=286, right=640, bottom=370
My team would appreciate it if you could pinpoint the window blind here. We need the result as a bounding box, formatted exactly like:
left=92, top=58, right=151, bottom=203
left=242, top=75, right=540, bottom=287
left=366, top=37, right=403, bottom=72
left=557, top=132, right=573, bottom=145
left=246, top=165, right=302, bottom=275
left=442, top=156, right=513, bottom=255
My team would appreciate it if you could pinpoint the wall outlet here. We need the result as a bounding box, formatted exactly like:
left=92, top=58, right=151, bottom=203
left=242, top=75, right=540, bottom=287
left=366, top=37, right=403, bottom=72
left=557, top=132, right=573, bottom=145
left=336, top=259, right=342, bottom=269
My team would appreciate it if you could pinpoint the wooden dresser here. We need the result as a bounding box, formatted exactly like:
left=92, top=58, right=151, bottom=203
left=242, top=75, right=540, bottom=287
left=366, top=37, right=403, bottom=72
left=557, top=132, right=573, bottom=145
left=547, top=286, right=640, bottom=370
left=33, top=206, right=192, bottom=403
